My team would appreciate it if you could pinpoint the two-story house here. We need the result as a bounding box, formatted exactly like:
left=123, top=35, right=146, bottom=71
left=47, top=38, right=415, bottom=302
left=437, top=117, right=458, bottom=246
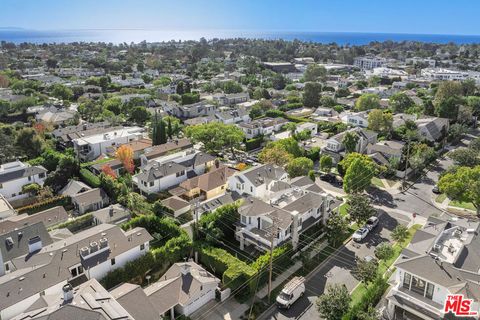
left=341, top=111, right=369, bottom=128
left=386, top=217, right=480, bottom=320
left=238, top=117, right=289, bottom=139
left=0, top=161, right=47, bottom=201
left=72, top=127, right=145, bottom=162
left=322, top=127, right=378, bottom=163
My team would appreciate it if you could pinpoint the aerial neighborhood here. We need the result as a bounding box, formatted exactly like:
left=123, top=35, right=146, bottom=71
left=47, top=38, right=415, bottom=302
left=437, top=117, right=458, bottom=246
left=1, top=37, right=480, bottom=320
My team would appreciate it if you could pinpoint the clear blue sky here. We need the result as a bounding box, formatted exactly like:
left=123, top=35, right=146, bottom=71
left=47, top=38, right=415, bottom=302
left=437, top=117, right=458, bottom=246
left=2, top=0, right=479, bottom=35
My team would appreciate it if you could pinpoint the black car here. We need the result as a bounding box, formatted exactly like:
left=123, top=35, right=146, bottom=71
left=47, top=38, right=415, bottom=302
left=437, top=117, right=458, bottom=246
left=432, top=185, right=441, bottom=194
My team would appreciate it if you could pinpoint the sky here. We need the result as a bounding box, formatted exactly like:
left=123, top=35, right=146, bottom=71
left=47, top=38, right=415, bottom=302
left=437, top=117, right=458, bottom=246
left=2, top=0, right=480, bottom=35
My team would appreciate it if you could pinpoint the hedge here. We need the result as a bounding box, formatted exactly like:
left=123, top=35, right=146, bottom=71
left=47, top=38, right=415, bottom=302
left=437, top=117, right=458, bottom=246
left=245, top=136, right=264, bottom=151
left=50, top=213, right=94, bottom=233
left=79, top=168, right=101, bottom=187
left=17, top=196, right=72, bottom=215
left=342, top=275, right=389, bottom=320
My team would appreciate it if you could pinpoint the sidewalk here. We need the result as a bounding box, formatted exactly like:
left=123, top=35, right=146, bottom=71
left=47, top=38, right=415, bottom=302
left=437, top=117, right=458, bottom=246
left=256, top=261, right=303, bottom=299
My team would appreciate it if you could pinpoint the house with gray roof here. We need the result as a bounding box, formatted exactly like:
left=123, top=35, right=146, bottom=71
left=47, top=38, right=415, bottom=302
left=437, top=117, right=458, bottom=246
left=322, top=127, right=378, bottom=163
left=415, top=116, right=450, bottom=143
left=0, top=206, right=68, bottom=235
left=111, top=261, right=220, bottom=319
left=58, top=179, right=92, bottom=197
left=385, top=217, right=480, bottom=320
left=0, top=161, right=47, bottom=201
left=71, top=188, right=109, bottom=215
left=91, top=204, right=131, bottom=226
left=0, top=223, right=152, bottom=320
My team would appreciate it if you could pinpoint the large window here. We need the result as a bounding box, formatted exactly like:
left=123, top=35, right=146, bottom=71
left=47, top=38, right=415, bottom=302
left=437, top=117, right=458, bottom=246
left=411, top=276, right=427, bottom=296
left=426, top=283, right=435, bottom=299
left=402, top=272, right=411, bottom=289
left=402, top=272, right=435, bottom=300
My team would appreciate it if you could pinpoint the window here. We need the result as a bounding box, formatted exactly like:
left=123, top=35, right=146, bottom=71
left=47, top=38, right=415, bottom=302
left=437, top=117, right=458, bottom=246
left=250, top=186, right=253, bottom=192
left=11, top=193, right=16, bottom=197
left=403, top=272, right=411, bottom=289
left=149, top=182, right=154, bottom=187
left=140, top=244, right=145, bottom=251
left=28, top=176, right=32, bottom=181
left=5, top=263, right=9, bottom=272
left=39, top=173, right=45, bottom=179
left=248, top=217, right=251, bottom=224
left=411, top=276, right=427, bottom=296
left=71, top=268, right=78, bottom=277
left=78, top=266, right=83, bottom=274
left=241, top=216, right=246, bottom=224
left=111, top=258, right=116, bottom=265
left=426, top=283, right=435, bottom=300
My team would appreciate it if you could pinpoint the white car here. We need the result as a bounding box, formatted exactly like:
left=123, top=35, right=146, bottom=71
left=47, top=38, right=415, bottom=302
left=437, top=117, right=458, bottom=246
left=366, top=216, right=379, bottom=230
left=352, top=227, right=370, bottom=242
left=276, top=276, right=305, bottom=309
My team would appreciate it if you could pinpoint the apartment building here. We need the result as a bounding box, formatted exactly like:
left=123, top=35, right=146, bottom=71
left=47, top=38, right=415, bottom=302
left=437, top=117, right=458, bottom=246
left=354, top=56, right=387, bottom=70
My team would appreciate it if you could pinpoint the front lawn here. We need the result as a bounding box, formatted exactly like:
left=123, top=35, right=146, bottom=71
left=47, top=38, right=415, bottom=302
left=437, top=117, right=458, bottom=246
left=435, top=193, right=447, bottom=203
left=450, top=200, right=476, bottom=211
left=371, top=177, right=385, bottom=188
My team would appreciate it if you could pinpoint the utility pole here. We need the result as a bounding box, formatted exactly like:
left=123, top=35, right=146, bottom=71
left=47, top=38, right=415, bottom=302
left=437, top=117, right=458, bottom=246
left=267, top=219, right=279, bottom=302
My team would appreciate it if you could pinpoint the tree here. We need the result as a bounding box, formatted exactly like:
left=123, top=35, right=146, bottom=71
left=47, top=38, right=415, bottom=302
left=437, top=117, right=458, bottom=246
left=346, top=194, right=376, bottom=225
left=258, top=144, right=294, bottom=166
left=264, top=137, right=303, bottom=158
left=303, top=82, right=322, bottom=108
left=448, top=123, right=468, bottom=143
left=223, top=80, right=243, bottom=94
left=375, top=242, right=394, bottom=261
left=354, top=257, right=379, bottom=284
left=470, top=137, right=480, bottom=151
left=368, top=109, right=393, bottom=134
left=103, top=97, right=122, bottom=114
left=15, top=128, right=44, bottom=158
left=116, top=145, right=135, bottom=174
left=436, top=96, right=461, bottom=120
left=303, top=64, right=327, bottom=82
left=342, top=131, right=359, bottom=154
left=319, top=155, right=333, bottom=173
left=343, top=158, right=375, bottom=194
left=357, top=305, right=380, bottom=320
left=167, top=117, right=173, bottom=139
left=449, top=148, right=479, bottom=167
left=286, top=157, right=314, bottom=178
left=434, top=81, right=463, bottom=107
left=152, top=112, right=167, bottom=145
left=181, top=92, right=200, bottom=105
left=50, top=84, right=74, bottom=101
left=130, top=106, right=150, bottom=124
left=22, top=183, right=41, bottom=196
left=316, top=284, right=351, bottom=320
left=438, top=166, right=480, bottom=216
left=325, top=210, right=349, bottom=247
left=185, top=122, right=244, bottom=156
left=409, top=143, right=436, bottom=173
left=101, top=164, right=117, bottom=179
left=252, top=87, right=271, bottom=100
left=391, top=224, right=409, bottom=243
left=355, top=93, right=380, bottom=111
left=389, top=92, right=415, bottom=113
left=271, top=73, right=286, bottom=90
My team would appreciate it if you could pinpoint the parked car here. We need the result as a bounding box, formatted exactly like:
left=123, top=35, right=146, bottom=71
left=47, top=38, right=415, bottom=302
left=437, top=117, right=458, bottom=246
left=276, top=276, right=305, bottom=309
left=352, top=227, right=370, bottom=242
left=432, top=185, right=441, bottom=194
left=366, top=216, right=379, bottom=230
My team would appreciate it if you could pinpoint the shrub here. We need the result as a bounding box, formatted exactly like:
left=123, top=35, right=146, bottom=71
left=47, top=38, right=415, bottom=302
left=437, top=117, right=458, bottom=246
left=79, top=168, right=101, bottom=187
left=51, top=213, right=93, bottom=233
left=342, top=275, right=389, bottom=320
left=17, top=196, right=71, bottom=215
left=245, top=136, right=264, bottom=151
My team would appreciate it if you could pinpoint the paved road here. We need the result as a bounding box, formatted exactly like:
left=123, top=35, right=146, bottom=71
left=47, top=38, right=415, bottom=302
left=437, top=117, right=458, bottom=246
left=259, top=209, right=412, bottom=320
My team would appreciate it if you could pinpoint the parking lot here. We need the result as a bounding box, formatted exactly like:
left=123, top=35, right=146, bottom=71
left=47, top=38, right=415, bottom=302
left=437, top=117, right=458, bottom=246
left=260, top=209, right=413, bottom=320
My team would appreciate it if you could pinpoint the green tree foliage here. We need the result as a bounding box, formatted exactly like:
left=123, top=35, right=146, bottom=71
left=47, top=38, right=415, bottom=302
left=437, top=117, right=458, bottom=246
left=325, top=210, right=349, bottom=247
left=316, top=284, right=351, bottom=320
left=374, top=242, right=394, bottom=261
left=346, top=194, right=376, bottom=225
left=130, top=106, right=150, bottom=124
left=355, top=93, right=380, bottom=111
left=252, top=87, right=271, bottom=100
left=303, top=82, right=322, bottom=108
left=258, top=144, right=294, bottom=166
left=198, top=203, right=239, bottom=243
left=319, top=155, right=333, bottom=173
left=438, top=165, right=480, bottom=216
left=223, top=80, right=243, bottom=94
left=342, top=131, right=359, bottom=154
left=367, top=109, right=393, bottom=134
left=303, top=64, right=327, bottom=82
left=185, top=122, right=244, bottom=155
left=391, top=224, right=409, bottom=243
left=181, top=92, right=200, bottom=105
left=103, top=97, right=122, bottom=114
left=152, top=112, right=167, bottom=145
left=343, top=158, right=375, bottom=194
left=434, top=81, right=463, bottom=107
left=449, top=148, right=479, bottom=167
left=389, top=92, right=415, bottom=113
left=286, top=157, right=314, bottom=178
left=15, top=127, right=44, bottom=158
left=50, top=83, right=74, bottom=101
left=354, top=257, right=379, bottom=284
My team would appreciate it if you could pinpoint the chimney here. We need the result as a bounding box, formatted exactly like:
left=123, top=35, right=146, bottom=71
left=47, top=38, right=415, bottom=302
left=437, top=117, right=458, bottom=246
left=62, top=283, right=74, bottom=302
left=181, top=263, right=191, bottom=276
left=28, top=236, right=42, bottom=254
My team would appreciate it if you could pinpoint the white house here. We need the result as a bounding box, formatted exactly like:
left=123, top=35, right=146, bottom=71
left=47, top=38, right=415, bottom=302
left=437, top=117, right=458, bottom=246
left=0, top=223, right=152, bottom=320
left=386, top=217, right=480, bottom=320
left=323, top=127, right=378, bottom=163
left=0, top=161, right=47, bottom=201
left=134, top=149, right=216, bottom=194
left=73, top=126, right=145, bottom=162
left=341, top=111, right=369, bottom=128
left=238, top=117, right=289, bottom=139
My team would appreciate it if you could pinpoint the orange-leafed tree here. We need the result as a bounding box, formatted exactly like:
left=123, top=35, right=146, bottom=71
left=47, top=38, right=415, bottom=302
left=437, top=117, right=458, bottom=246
left=115, top=145, right=135, bottom=174
left=101, top=164, right=117, bottom=179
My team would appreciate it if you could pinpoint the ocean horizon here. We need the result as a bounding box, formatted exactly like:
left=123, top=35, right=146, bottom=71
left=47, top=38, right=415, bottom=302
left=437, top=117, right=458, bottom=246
left=1, top=29, right=480, bottom=45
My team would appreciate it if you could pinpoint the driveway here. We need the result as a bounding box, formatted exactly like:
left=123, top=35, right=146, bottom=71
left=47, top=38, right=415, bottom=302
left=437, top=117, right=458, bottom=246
left=259, top=209, right=412, bottom=320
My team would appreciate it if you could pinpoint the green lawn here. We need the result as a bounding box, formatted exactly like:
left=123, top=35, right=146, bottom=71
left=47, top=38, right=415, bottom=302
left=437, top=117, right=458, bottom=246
left=371, top=177, right=385, bottom=188
left=339, top=203, right=349, bottom=217
left=349, top=224, right=422, bottom=306
left=435, top=193, right=447, bottom=203
left=450, top=200, right=476, bottom=211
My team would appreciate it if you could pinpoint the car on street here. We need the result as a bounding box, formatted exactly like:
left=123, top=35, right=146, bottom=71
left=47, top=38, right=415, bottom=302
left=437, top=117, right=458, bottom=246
left=352, top=227, right=370, bottom=242
left=432, top=185, right=441, bottom=194
left=366, top=216, right=379, bottom=230
left=276, top=276, right=305, bottom=309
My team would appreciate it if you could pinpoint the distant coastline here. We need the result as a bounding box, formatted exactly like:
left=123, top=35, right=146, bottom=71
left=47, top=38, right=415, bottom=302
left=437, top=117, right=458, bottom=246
left=1, top=29, right=480, bottom=45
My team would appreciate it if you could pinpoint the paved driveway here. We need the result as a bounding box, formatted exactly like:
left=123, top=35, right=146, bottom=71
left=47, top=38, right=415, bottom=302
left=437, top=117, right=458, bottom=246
left=260, top=209, right=412, bottom=320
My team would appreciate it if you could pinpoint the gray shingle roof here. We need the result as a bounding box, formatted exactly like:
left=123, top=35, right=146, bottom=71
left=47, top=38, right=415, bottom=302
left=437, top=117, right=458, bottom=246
left=0, top=165, right=47, bottom=184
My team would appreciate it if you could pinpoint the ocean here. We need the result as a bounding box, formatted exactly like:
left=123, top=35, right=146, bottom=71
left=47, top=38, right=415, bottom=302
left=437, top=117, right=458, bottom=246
left=1, top=29, right=480, bottom=45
